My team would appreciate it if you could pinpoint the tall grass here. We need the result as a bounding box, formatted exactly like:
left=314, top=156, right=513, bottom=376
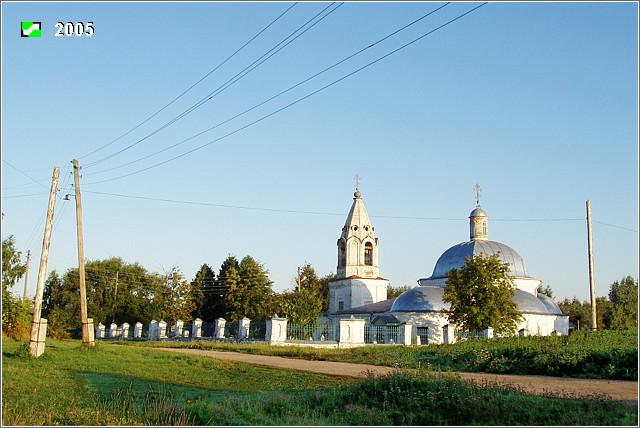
left=128, top=329, right=638, bottom=379
left=3, top=335, right=637, bottom=426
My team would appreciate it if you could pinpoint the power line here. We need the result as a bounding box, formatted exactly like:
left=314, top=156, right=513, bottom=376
left=83, top=3, right=488, bottom=185
left=82, top=190, right=630, bottom=228
left=77, top=2, right=299, bottom=162
left=593, top=221, right=638, bottom=233
left=2, top=160, right=50, bottom=191
left=85, top=2, right=452, bottom=178
left=82, top=3, right=341, bottom=170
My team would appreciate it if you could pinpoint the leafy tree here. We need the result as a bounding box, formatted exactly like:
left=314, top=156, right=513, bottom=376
left=2, top=235, right=30, bottom=339
left=318, top=274, right=334, bottom=313
left=2, top=235, right=26, bottom=299
left=226, top=256, right=275, bottom=322
left=608, top=276, right=638, bottom=330
left=278, top=288, right=323, bottom=325
left=596, top=296, right=613, bottom=330
left=42, top=258, right=165, bottom=336
left=277, top=264, right=325, bottom=324
left=42, top=271, right=73, bottom=339
left=558, top=297, right=592, bottom=331
left=192, top=264, right=217, bottom=321
left=221, top=265, right=242, bottom=321
left=151, top=266, right=196, bottom=325
left=387, top=285, right=411, bottom=299
left=536, top=283, right=554, bottom=299
left=443, top=253, right=523, bottom=335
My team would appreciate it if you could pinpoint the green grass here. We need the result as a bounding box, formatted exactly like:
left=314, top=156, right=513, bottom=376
left=2, top=336, right=637, bottom=426
left=122, top=329, right=638, bottom=379
left=1, top=337, right=355, bottom=425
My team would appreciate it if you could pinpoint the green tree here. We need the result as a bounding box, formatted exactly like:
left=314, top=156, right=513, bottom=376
left=536, top=283, right=554, bottom=299
left=226, top=256, right=275, bottom=322
left=151, top=267, right=196, bottom=326
left=42, top=258, right=165, bottom=336
left=2, top=235, right=30, bottom=339
left=558, top=297, right=592, bottom=331
left=596, top=296, right=613, bottom=330
left=387, top=285, right=411, bottom=299
left=278, top=288, right=323, bottom=325
left=2, top=235, right=26, bottom=299
left=443, top=253, right=523, bottom=335
left=192, top=264, right=217, bottom=321
left=608, top=276, right=638, bottom=330
left=278, top=264, right=325, bottom=324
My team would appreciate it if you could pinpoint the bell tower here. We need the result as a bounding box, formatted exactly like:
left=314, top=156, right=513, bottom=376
left=336, top=180, right=380, bottom=279
left=328, top=179, right=388, bottom=314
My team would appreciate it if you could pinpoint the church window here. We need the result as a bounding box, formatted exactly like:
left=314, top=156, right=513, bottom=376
left=417, top=327, right=429, bottom=345
left=338, top=301, right=344, bottom=311
left=482, top=221, right=487, bottom=236
left=364, top=242, right=373, bottom=266
left=353, top=225, right=358, bottom=231
left=338, top=241, right=346, bottom=267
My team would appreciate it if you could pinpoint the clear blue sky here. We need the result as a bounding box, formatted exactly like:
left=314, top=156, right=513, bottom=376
left=2, top=1, right=638, bottom=303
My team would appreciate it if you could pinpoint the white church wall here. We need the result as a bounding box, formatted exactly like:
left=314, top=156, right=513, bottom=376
left=518, top=313, right=569, bottom=336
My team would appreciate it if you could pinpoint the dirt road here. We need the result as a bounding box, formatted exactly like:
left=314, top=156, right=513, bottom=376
left=154, top=347, right=638, bottom=405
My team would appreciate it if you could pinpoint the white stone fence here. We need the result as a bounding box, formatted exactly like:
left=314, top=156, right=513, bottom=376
left=93, top=316, right=497, bottom=348
left=94, top=317, right=255, bottom=341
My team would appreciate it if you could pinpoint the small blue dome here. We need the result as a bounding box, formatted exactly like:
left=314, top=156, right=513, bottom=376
left=429, top=240, right=529, bottom=279
left=470, top=207, right=488, bottom=217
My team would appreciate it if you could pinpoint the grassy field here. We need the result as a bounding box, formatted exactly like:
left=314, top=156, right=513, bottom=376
left=2, top=336, right=637, bottom=426
left=120, top=329, right=638, bottom=380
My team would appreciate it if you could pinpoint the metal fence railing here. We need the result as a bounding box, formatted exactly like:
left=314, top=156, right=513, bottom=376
left=287, top=320, right=335, bottom=341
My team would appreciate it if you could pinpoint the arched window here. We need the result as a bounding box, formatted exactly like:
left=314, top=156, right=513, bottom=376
left=364, top=242, right=373, bottom=266
left=482, top=221, right=488, bottom=236
left=338, top=241, right=346, bottom=267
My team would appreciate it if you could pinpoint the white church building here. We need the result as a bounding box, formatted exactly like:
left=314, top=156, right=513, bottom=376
left=326, top=186, right=569, bottom=344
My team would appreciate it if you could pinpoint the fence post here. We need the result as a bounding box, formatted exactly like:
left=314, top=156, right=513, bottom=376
left=215, top=318, right=226, bottom=339
left=192, top=318, right=202, bottom=338
left=266, top=317, right=287, bottom=343
left=238, top=317, right=251, bottom=340
left=443, top=324, right=456, bottom=344
left=338, top=316, right=365, bottom=348
left=403, top=323, right=413, bottom=346
left=483, top=327, right=494, bottom=339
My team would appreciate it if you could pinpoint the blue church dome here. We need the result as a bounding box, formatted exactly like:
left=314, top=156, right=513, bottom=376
left=429, top=240, right=529, bottom=279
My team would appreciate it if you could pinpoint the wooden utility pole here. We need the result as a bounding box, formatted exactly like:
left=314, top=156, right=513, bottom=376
left=111, top=271, right=118, bottom=323
left=586, top=199, right=597, bottom=331
left=73, top=159, right=94, bottom=346
left=29, top=167, right=59, bottom=358
left=22, top=249, right=31, bottom=300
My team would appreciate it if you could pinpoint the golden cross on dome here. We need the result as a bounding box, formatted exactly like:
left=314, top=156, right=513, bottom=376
left=474, top=183, right=482, bottom=207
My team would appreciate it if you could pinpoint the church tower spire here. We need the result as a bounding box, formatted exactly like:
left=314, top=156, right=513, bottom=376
left=337, top=182, right=379, bottom=278
left=328, top=179, right=388, bottom=314
left=469, top=183, right=488, bottom=240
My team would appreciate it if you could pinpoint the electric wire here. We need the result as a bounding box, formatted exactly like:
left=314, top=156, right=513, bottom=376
left=85, top=2, right=452, bottom=177
left=83, top=3, right=488, bottom=185
left=77, top=2, right=299, bottom=162
left=82, top=190, right=631, bottom=228
left=2, top=160, right=50, bottom=191
left=82, top=2, right=342, bottom=169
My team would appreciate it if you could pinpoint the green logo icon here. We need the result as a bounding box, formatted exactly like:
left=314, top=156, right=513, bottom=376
left=21, top=22, right=42, bottom=38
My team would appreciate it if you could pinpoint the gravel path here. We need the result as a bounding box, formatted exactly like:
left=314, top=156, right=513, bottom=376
left=154, top=347, right=638, bottom=405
